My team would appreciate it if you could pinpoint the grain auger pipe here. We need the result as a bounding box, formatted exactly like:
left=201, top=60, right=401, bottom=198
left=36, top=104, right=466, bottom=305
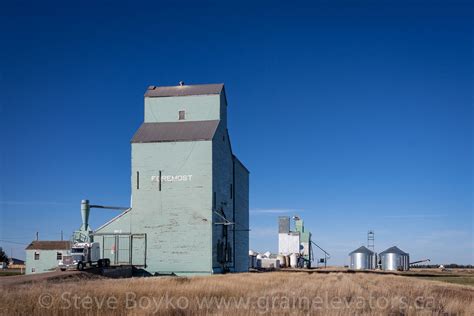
left=409, top=259, right=431, bottom=265
left=311, top=240, right=330, bottom=268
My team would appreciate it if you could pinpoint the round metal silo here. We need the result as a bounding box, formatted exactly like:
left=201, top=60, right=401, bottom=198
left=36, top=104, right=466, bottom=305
left=379, top=246, right=409, bottom=271
left=349, top=246, right=375, bottom=270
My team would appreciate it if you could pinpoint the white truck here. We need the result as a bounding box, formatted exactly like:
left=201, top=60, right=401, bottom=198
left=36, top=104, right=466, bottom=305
left=59, top=242, right=110, bottom=271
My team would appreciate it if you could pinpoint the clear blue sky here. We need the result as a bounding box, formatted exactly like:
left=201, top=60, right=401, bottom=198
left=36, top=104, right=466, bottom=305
left=0, top=0, right=472, bottom=265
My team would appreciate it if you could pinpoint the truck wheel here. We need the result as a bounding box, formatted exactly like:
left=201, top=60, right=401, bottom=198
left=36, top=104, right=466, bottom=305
left=97, top=259, right=103, bottom=268
left=60, top=268, right=66, bottom=271
left=77, top=262, right=85, bottom=271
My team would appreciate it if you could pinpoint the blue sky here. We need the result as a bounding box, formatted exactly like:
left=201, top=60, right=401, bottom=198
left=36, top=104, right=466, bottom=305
left=0, top=0, right=472, bottom=264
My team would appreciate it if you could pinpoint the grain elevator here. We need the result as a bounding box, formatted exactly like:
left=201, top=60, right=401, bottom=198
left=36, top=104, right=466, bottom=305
left=93, top=83, right=249, bottom=275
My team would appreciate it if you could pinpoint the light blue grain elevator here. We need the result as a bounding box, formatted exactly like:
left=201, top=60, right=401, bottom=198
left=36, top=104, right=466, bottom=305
left=94, top=82, right=249, bottom=275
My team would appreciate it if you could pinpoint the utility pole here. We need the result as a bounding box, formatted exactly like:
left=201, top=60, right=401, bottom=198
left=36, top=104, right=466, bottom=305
left=61, top=230, right=63, bottom=241
left=36, top=232, right=39, bottom=241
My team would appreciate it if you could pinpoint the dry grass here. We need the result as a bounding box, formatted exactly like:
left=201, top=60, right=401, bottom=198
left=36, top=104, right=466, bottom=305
left=1, top=272, right=473, bottom=315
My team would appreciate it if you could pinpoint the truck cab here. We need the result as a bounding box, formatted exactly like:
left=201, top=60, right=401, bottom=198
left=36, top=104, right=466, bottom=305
left=59, top=242, right=109, bottom=271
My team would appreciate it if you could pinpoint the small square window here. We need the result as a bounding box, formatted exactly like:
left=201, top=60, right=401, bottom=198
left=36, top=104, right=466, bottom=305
left=179, top=110, right=185, bottom=120
left=34, top=252, right=40, bottom=260
left=57, top=252, right=62, bottom=260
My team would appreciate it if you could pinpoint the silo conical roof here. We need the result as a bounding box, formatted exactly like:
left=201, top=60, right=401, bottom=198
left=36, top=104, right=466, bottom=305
left=349, top=246, right=374, bottom=255
left=379, top=246, right=408, bottom=255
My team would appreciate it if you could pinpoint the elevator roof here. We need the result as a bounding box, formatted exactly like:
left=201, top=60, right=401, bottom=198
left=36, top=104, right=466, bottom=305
left=131, top=120, right=220, bottom=143
left=145, top=83, right=224, bottom=97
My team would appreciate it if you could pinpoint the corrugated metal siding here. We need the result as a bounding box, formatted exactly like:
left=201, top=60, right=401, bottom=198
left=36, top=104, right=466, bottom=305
left=145, top=84, right=224, bottom=97
left=131, top=120, right=219, bottom=143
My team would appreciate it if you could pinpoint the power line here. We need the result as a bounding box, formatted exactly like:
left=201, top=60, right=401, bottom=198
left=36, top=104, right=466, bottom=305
left=0, top=239, right=28, bottom=245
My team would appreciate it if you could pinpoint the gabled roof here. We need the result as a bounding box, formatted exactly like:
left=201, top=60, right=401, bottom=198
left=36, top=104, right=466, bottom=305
left=131, top=120, right=219, bottom=143
left=144, top=83, right=224, bottom=97
left=349, top=246, right=374, bottom=255
left=25, top=241, right=70, bottom=250
left=379, top=246, right=408, bottom=255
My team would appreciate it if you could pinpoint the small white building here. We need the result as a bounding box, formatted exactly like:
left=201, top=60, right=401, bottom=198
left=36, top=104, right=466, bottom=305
left=25, top=241, right=70, bottom=274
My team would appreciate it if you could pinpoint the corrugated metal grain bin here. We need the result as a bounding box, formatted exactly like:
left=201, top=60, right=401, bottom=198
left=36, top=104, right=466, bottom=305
left=379, top=246, right=410, bottom=271
left=349, top=246, right=375, bottom=270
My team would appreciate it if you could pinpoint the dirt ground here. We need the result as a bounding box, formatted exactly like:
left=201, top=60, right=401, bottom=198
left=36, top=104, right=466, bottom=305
left=0, top=270, right=103, bottom=287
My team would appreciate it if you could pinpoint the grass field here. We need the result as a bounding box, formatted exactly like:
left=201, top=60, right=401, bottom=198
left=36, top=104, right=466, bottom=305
left=405, top=268, right=474, bottom=287
left=1, top=271, right=473, bottom=315
left=413, top=275, right=474, bottom=287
